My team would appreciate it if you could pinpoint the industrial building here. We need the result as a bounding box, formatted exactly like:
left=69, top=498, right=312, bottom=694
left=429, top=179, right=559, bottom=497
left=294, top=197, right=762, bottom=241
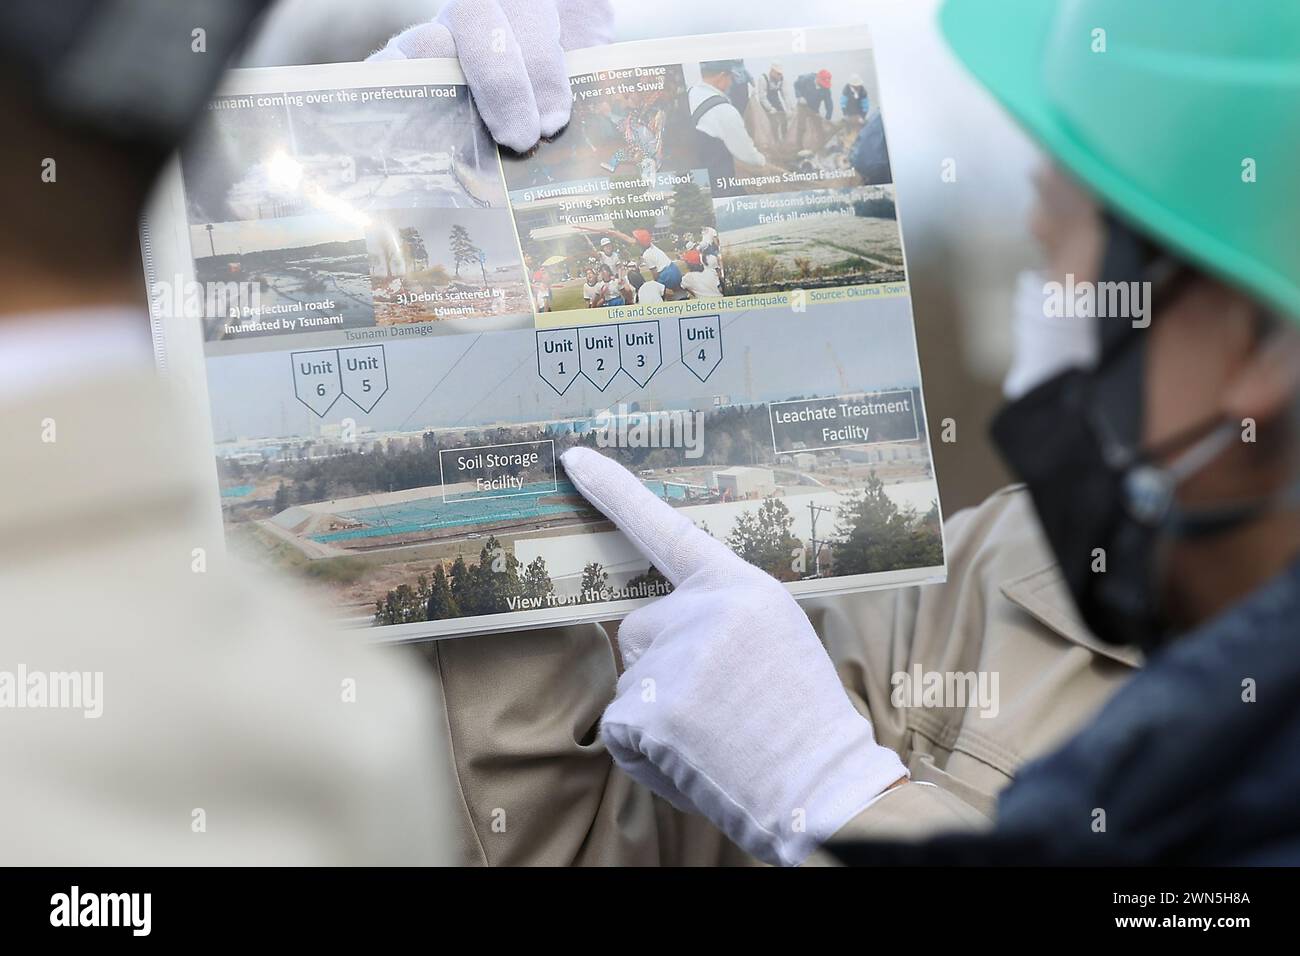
left=713, top=466, right=776, bottom=499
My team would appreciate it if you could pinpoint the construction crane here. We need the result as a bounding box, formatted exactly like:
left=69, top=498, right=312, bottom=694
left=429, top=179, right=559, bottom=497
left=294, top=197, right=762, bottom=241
left=825, top=342, right=848, bottom=394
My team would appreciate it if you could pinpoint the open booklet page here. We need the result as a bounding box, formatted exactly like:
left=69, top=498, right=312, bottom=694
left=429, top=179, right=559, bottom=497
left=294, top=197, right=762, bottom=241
left=142, top=26, right=946, bottom=641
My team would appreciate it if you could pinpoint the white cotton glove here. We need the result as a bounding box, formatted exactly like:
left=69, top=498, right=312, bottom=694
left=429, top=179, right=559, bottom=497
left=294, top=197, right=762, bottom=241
left=370, top=0, right=615, bottom=153
left=561, top=447, right=908, bottom=866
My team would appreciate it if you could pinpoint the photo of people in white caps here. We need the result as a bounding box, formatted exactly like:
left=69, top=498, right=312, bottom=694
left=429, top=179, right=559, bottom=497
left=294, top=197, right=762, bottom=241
left=512, top=170, right=720, bottom=312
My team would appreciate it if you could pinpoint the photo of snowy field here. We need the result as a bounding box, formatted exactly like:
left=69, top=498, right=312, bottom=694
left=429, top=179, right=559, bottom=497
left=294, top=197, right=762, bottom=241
left=714, top=185, right=905, bottom=294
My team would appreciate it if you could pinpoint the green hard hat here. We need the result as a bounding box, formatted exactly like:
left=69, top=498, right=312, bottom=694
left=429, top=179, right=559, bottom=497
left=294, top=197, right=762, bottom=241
left=939, top=0, right=1300, bottom=321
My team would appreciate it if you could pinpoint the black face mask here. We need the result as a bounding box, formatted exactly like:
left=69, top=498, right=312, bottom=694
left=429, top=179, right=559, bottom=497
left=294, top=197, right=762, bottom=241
left=989, top=218, right=1287, bottom=650
left=991, top=362, right=1243, bottom=650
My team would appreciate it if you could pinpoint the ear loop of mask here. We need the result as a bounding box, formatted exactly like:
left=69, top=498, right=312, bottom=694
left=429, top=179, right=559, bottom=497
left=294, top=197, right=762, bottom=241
left=1081, top=215, right=1196, bottom=474
left=1066, top=220, right=1237, bottom=542
left=1135, top=314, right=1300, bottom=539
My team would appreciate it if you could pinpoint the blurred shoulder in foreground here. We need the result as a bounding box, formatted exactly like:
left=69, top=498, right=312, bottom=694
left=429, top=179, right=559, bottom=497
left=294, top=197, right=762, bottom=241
left=0, top=368, right=457, bottom=864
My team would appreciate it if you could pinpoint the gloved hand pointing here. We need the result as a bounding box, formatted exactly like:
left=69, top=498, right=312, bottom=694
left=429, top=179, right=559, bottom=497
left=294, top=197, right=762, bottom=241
left=370, top=0, right=615, bottom=154
left=561, top=447, right=908, bottom=866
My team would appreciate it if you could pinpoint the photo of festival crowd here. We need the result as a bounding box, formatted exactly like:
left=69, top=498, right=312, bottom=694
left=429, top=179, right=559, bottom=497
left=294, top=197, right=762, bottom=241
left=513, top=172, right=722, bottom=313
left=501, top=64, right=699, bottom=193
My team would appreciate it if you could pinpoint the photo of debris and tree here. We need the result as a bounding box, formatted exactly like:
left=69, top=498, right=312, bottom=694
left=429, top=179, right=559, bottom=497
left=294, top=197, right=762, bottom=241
left=365, top=207, right=531, bottom=324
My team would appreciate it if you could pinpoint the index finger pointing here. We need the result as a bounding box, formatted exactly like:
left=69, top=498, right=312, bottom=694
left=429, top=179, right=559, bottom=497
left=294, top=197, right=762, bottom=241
left=560, top=447, right=741, bottom=587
